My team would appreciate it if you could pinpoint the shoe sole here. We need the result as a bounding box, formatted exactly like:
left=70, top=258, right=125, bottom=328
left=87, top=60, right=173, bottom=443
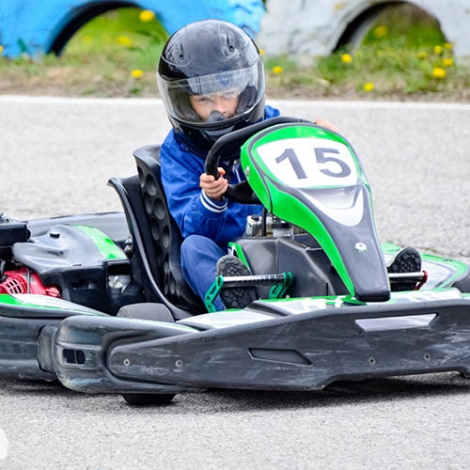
left=217, top=257, right=257, bottom=309
left=388, top=248, right=422, bottom=291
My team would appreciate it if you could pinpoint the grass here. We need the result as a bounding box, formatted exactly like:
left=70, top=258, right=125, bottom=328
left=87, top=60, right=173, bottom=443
left=264, top=4, right=470, bottom=101
left=1, top=4, right=469, bottom=101
left=0, top=8, right=166, bottom=97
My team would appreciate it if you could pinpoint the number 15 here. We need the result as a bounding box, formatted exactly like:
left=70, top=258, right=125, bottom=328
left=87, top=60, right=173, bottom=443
left=275, top=147, right=352, bottom=179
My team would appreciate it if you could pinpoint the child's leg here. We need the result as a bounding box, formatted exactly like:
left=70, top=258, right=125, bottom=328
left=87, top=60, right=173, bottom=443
left=181, top=234, right=225, bottom=311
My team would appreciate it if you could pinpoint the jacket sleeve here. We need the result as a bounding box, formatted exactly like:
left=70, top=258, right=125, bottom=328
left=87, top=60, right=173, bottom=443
left=161, top=135, right=235, bottom=245
left=160, top=105, right=280, bottom=246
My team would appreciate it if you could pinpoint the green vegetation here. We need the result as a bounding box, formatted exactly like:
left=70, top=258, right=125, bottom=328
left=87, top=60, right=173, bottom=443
left=0, top=4, right=469, bottom=100
left=0, top=8, right=167, bottom=96
left=265, top=4, right=469, bottom=100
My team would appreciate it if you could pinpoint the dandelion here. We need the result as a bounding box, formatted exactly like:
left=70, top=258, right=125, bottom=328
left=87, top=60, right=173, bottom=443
left=373, top=25, right=388, bottom=39
left=363, top=82, right=374, bottom=92
left=432, top=67, right=446, bottom=79
left=0, top=45, right=3, bottom=55
left=443, top=58, right=454, bottom=67
left=259, top=48, right=265, bottom=56
left=117, top=35, right=133, bottom=47
left=139, top=10, right=155, bottom=22
left=433, top=45, right=443, bottom=55
left=272, top=65, right=283, bottom=75
left=444, top=42, right=453, bottom=50
left=341, top=53, right=352, bottom=64
left=131, top=69, right=144, bottom=79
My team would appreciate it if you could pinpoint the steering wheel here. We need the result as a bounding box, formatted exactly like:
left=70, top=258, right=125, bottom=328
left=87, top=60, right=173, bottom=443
left=204, top=116, right=309, bottom=203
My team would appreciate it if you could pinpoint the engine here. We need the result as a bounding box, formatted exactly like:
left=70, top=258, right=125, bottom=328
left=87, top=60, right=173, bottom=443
left=0, top=220, right=143, bottom=314
left=0, top=267, right=60, bottom=297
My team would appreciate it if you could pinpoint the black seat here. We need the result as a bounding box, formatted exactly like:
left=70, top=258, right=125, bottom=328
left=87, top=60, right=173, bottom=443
left=108, top=145, right=206, bottom=319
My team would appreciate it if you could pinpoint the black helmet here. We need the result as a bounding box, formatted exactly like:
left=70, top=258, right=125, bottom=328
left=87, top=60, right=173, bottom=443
left=157, top=19, right=265, bottom=155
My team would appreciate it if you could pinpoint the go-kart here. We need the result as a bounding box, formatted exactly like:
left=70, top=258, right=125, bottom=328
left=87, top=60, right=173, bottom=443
left=1, top=116, right=470, bottom=406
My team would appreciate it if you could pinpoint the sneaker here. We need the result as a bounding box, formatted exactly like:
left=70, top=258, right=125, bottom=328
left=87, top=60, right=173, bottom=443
left=216, top=255, right=257, bottom=309
left=387, top=247, right=422, bottom=291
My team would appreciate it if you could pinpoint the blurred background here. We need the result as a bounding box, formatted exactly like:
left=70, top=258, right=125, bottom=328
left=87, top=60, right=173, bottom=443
left=0, top=1, right=468, bottom=101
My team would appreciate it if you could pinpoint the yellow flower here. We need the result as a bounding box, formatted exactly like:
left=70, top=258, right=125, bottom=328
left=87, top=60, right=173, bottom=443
left=131, top=69, right=144, bottom=79
left=0, top=45, right=3, bottom=55
left=443, top=58, right=454, bottom=67
left=363, top=82, right=374, bottom=92
left=433, top=45, right=443, bottom=54
left=373, top=25, right=387, bottom=39
left=259, top=48, right=265, bottom=56
left=432, top=67, right=446, bottom=79
left=341, top=53, right=352, bottom=64
left=139, top=10, right=155, bottom=22
left=272, top=65, right=283, bottom=75
left=117, top=35, right=133, bottom=47
left=444, top=42, right=453, bottom=50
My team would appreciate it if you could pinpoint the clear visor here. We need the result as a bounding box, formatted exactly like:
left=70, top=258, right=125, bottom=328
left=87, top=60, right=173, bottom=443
left=157, top=62, right=265, bottom=125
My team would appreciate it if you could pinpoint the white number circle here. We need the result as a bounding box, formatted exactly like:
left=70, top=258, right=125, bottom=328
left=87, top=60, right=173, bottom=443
left=255, top=137, right=358, bottom=188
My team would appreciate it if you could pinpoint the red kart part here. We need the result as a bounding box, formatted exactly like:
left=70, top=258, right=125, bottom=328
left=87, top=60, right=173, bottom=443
left=0, top=268, right=60, bottom=297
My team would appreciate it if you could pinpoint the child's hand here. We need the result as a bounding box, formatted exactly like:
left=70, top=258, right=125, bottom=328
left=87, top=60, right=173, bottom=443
left=200, top=167, right=228, bottom=201
left=314, top=118, right=339, bottom=132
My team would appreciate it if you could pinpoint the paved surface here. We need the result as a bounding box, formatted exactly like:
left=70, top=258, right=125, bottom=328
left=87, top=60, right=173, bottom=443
left=1, top=96, right=470, bottom=469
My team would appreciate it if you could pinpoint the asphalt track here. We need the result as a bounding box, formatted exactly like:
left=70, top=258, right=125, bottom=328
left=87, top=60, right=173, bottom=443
left=0, top=96, right=470, bottom=470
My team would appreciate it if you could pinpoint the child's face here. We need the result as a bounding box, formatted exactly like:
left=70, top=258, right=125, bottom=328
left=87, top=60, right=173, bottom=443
left=189, top=90, right=240, bottom=121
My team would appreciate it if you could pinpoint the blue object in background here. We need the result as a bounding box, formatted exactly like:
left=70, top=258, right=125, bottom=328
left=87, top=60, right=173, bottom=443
left=0, top=0, right=265, bottom=58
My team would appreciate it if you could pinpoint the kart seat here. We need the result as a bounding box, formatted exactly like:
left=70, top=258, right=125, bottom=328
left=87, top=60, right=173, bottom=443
left=108, top=145, right=206, bottom=319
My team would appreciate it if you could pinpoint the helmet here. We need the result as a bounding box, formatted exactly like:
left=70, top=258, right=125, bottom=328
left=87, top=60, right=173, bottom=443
left=157, top=19, right=265, bottom=155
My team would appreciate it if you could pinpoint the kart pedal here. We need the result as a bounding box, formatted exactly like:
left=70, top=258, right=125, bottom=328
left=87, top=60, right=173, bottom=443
left=205, top=255, right=293, bottom=312
left=389, top=270, right=428, bottom=290
left=207, top=273, right=292, bottom=312
left=221, top=273, right=289, bottom=288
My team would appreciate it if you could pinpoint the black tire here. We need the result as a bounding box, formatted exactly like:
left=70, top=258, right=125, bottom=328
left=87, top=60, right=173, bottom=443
left=452, top=271, right=470, bottom=293
left=117, top=303, right=175, bottom=322
left=122, top=393, right=175, bottom=406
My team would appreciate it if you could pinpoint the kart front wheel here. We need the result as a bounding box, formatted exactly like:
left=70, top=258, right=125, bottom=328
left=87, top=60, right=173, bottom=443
left=122, top=393, right=175, bottom=406
left=452, top=272, right=470, bottom=293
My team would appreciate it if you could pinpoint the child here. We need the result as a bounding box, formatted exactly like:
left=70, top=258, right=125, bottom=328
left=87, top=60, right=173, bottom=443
left=157, top=19, right=420, bottom=310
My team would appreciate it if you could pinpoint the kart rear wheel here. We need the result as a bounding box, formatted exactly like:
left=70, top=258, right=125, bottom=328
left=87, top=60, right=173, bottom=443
left=122, top=393, right=175, bottom=406
left=117, top=303, right=175, bottom=322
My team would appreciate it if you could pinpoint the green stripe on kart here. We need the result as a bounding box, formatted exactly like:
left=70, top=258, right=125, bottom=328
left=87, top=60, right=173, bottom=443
left=0, top=293, right=103, bottom=314
left=73, top=225, right=127, bottom=261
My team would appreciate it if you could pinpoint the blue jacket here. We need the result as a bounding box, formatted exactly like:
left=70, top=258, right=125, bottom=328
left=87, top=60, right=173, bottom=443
left=161, top=105, right=280, bottom=248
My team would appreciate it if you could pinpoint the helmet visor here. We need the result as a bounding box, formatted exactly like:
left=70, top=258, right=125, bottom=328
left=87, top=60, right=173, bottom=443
left=157, top=62, right=265, bottom=126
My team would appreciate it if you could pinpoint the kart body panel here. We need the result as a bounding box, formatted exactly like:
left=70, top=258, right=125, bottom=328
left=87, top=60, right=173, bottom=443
left=0, top=293, right=106, bottom=380
left=54, top=289, right=470, bottom=394
left=1, top=119, right=470, bottom=400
